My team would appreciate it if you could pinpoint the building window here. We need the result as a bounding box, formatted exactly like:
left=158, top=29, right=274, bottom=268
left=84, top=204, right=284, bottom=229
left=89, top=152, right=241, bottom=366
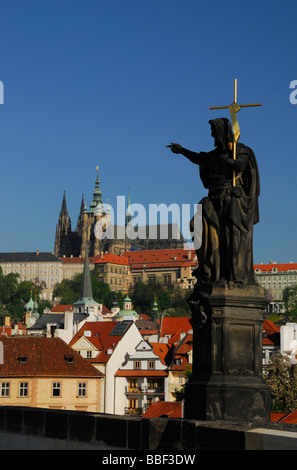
left=128, top=398, right=137, bottom=410
left=146, top=397, right=153, bottom=407
left=52, top=382, right=61, bottom=397
left=134, top=361, right=141, bottom=369
left=19, top=382, right=28, bottom=397
left=163, top=275, right=171, bottom=286
left=1, top=382, right=10, bottom=397
left=148, top=360, right=155, bottom=369
left=78, top=382, right=87, bottom=397
left=87, top=350, right=92, bottom=358
left=128, top=379, right=138, bottom=391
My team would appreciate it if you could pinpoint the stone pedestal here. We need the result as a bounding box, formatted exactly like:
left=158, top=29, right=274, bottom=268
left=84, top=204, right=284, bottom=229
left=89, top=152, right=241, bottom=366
left=184, top=284, right=271, bottom=422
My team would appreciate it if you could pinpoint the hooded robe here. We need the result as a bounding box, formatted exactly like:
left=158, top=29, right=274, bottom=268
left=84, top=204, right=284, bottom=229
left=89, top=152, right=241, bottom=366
left=190, top=119, right=260, bottom=287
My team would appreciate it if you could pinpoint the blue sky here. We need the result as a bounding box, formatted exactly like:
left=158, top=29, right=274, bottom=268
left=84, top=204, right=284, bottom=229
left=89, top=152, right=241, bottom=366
left=0, top=0, right=296, bottom=264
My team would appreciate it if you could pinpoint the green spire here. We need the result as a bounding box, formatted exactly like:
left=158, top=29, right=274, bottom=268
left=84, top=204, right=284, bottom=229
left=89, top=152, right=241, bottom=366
left=23, top=291, right=34, bottom=313
left=89, top=166, right=102, bottom=213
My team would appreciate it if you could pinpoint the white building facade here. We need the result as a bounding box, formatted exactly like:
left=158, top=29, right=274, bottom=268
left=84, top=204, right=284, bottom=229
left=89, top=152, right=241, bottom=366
left=115, top=340, right=168, bottom=415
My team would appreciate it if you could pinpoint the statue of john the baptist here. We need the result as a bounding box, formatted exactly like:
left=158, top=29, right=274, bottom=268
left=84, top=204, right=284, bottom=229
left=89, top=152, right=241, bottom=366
left=167, top=117, right=260, bottom=289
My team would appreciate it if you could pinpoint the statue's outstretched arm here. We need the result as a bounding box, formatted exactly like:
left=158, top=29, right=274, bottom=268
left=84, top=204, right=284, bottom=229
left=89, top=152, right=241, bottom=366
left=167, top=143, right=206, bottom=165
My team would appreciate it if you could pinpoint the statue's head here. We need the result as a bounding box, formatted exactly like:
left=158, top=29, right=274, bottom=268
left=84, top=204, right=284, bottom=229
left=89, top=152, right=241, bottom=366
left=209, top=118, right=233, bottom=150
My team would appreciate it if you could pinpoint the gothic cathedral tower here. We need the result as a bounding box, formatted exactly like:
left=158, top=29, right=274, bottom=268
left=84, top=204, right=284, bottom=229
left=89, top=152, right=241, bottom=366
left=54, top=191, right=72, bottom=257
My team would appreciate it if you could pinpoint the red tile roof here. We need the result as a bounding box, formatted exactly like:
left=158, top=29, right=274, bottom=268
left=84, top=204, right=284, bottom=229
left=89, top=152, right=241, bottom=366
left=160, top=316, right=193, bottom=344
left=122, top=249, right=196, bottom=269
left=278, top=410, right=297, bottom=423
left=170, top=332, right=193, bottom=371
left=0, top=327, right=12, bottom=336
left=175, top=333, right=193, bottom=355
left=263, top=320, right=280, bottom=335
left=51, top=305, right=73, bottom=312
left=271, top=410, right=297, bottom=423
left=93, top=253, right=129, bottom=265
left=0, top=322, right=26, bottom=337
left=0, top=336, right=103, bottom=377
left=150, top=343, right=173, bottom=367
left=254, top=263, right=297, bottom=272
left=171, top=357, right=192, bottom=371
left=143, top=401, right=182, bottom=418
left=52, top=304, right=111, bottom=314
left=69, top=321, right=133, bottom=364
left=262, top=320, right=280, bottom=346
left=271, top=412, right=288, bottom=422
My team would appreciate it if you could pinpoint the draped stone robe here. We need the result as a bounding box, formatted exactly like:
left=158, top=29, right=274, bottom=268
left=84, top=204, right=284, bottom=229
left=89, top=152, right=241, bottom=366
left=186, top=142, right=260, bottom=288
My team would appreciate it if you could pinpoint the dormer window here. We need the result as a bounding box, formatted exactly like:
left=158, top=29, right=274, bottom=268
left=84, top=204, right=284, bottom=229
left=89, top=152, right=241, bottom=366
left=64, top=354, right=74, bottom=364
left=18, top=355, right=27, bottom=363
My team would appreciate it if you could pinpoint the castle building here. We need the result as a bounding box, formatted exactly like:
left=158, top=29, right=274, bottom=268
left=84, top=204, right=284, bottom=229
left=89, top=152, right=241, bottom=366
left=54, top=168, right=130, bottom=258
left=54, top=168, right=184, bottom=259
left=0, top=251, right=63, bottom=301
left=255, top=261, right=297, bottom=306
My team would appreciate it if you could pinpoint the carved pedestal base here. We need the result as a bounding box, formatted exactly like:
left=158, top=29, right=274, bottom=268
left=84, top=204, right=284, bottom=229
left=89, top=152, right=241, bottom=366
left=184, top=284, right=271, bottom=423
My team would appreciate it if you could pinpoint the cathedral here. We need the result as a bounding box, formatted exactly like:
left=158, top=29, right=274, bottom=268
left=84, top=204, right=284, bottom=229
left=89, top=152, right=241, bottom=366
left=54, top=169, right=184, bottom=258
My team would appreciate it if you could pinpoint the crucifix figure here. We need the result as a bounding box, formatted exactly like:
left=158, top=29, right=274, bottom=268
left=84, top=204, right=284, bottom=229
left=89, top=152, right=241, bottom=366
left=209, top=78, right=261, bottom=185
left=167, top=80, right=261, bottom=288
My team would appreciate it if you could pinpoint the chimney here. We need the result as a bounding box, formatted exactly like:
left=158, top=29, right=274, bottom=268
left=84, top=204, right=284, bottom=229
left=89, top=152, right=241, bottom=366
left=64, top=308, right=74, bottom=333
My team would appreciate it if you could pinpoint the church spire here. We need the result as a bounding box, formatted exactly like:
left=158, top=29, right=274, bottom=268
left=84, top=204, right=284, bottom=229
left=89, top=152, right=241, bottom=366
left=79, top=194, right=85, bottom=215
left=76, top=194, right=85, bottom=233
left=80, top=243, right=93, bottom=300
left=61, top=190, right=68, bottom=215
left=89, top=166, right=102, bottom=213
left=54, top=191, right=72, bottom=257
left=72, top=242, right=100, bottom=319
left=126, top=189, right=132, bottom=226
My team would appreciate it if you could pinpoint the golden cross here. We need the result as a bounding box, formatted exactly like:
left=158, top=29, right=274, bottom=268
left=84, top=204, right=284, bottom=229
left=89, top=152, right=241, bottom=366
left=209, top=78, right=261, bottom=185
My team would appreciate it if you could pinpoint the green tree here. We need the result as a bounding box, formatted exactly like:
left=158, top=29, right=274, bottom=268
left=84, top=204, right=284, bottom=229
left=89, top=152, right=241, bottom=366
left=17, top=281, right=36, bottom=303
left=0, top=270, right=19, bottom=305
left=130, top=277, right=192, bottom=317
left=283, top=285, right=297, bottom=320
left=129, top=277, right=172, bottom=316
left=53, top=278, right=78, bottom=304
left=53, top=273, right=113, bottom=308
left=37, top=300, right=52, bottom=316
left=129, top=280, right=155, bottom=315
left=91, top=275, right=113, bottom=307
left=264, top=352, right=297, bottom=412
left=166, top=289, right=192, bottom=316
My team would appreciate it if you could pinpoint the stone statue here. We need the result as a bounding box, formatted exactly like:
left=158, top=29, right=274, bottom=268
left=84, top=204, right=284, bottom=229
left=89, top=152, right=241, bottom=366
left=167, top=117, right=260, bottom=289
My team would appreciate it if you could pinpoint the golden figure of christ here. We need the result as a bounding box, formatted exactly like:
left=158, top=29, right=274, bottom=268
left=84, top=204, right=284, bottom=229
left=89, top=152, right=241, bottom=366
left=209, top=78, right=261, bottom=185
